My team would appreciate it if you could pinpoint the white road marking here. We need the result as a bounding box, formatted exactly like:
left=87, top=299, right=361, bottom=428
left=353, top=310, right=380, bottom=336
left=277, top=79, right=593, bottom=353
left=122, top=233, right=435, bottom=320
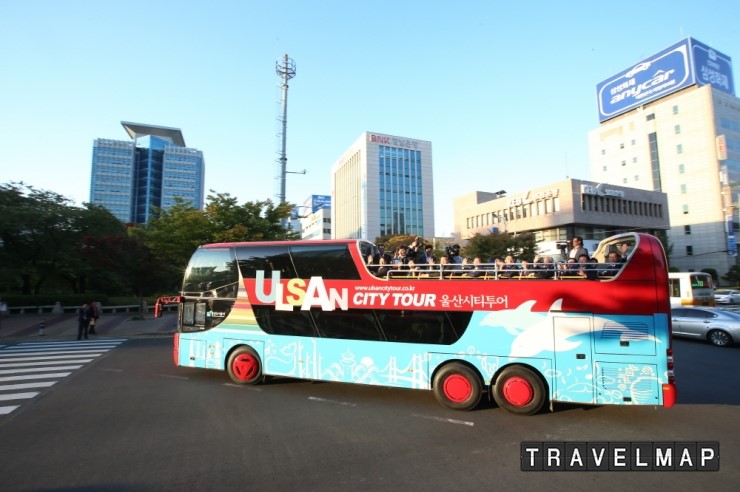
left=308, top=396, right=358, bottom=407
left=411, top=413, right=475, bottom=427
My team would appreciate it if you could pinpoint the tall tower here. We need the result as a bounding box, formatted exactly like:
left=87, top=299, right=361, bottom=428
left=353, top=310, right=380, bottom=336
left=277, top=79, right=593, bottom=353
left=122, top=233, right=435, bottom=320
left=275, top=54, right=296, bottom=205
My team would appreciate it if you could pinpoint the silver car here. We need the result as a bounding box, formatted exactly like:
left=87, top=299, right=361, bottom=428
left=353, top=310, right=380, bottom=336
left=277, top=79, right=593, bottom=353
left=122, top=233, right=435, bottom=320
left=714, top=289, right=740, bottom=304
left=671, top=307, right=740, bottom=347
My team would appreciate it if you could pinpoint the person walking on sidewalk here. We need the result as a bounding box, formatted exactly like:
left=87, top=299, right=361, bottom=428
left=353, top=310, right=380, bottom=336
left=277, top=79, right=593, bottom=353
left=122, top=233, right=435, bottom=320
left=77, top=303, right=91, bottom=340
left=88, top=301, right=99, bottom=335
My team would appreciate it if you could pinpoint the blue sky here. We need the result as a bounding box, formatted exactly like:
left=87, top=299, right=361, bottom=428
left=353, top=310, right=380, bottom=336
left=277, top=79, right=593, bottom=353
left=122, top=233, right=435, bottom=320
left=2, top=1, right=739, bottom=236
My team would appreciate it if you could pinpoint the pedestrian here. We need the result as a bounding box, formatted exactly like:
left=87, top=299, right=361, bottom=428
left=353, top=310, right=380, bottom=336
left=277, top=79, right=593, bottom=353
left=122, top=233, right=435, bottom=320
left=88, top=301, right=99, bottom=335
left=77, top=303, right=91, bottom=340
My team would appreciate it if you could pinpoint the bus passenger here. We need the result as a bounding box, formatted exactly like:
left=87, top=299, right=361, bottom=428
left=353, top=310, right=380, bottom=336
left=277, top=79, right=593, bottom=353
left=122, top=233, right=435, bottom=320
left=536, top=256, right=556, bottom=279
left=567, top=236, right=588, bottom=261
left=376, top=257, right=390, bottom=278
left=577, top=254, right=598, bottom=280
left=600, top=251, right=622, bottom=277
left=500, top=255, right=520, bottom=278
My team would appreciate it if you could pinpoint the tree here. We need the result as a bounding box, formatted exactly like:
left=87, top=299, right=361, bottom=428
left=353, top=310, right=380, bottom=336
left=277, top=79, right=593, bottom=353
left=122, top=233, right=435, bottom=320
left=374, top=234, right=418, bottom=255
left=132, top=192, right=296, bottom=282
left=81, top=236, right=171, bottom=296
left=0, top=182, right=126, bottom=295
left=722, top=265, right=740, bottom=286
left=205, top=192, right=297, bottom=243
left=462, top=232, right=537, bottom=262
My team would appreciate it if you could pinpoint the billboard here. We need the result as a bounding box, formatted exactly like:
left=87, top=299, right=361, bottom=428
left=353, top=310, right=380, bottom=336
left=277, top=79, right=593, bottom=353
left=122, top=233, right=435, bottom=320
left=596, top=38, right=734, bottom=122
left=311, top=194, right=331, bottom=213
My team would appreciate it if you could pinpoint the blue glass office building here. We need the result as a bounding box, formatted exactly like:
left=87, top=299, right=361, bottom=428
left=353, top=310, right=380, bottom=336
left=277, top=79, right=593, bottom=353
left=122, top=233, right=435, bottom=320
left=90, top=122, right=205, bottom=224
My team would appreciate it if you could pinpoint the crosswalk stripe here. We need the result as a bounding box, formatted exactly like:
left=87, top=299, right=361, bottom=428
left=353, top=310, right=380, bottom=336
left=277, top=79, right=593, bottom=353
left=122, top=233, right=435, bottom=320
left=1, top=346, right=119, bottom=352
left=0, top=354, right=101, bottom=362
left=0, top=360, right=93, bottom=368
left=0, top=381, right=56, bottom=391
left=0, top=392, right=39, bottom=401
left=0, top=339, right=126, bottom=417
left=0, top=366, right=83, bottom=375
left=17, top=339, right=127, bottom=346
left=0, top=350, right=109, bottom=357
left=0, top=372, right=71, bottom=382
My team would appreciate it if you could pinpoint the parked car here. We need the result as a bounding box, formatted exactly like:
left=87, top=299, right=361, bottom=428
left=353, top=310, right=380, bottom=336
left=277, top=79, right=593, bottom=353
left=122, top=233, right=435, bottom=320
left=671, top=307, right=740, bottom=347
left=714, top=289, right=740, bottom=304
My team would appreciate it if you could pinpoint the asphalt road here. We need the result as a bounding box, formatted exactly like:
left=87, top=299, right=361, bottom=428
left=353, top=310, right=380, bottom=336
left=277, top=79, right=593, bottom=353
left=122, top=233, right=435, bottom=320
left=0, top=336, right=738, bottom=491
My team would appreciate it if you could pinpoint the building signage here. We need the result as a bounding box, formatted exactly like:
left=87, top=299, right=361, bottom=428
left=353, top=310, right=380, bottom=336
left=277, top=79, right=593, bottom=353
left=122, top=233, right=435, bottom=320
left=716, top=135, right=727, bottom=161
left=596, top=38, right=734, bottom=122
left=727, top=215, right=736, bottom=257
left=311, top=194, right=332, bottom=213
left=581, top=183, right=625, bottom=199
left=509, top=189, right=559, bottom=207
left=368, top=133, right=420, bottom=149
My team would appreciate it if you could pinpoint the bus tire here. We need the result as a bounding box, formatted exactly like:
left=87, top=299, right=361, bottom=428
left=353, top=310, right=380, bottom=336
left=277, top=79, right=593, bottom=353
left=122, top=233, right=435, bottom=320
left=227, top=346, right=263, bottom=385
left=432, top=363, right=482, bottom=411
left=708, top=329, right=732, bottom=347
left=492, top=366, right=546, bottom=415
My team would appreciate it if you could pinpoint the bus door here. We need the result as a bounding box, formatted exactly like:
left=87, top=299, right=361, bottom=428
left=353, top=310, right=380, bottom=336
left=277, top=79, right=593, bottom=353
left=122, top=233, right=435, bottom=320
left=552, top=316, right=595, bottom=404
left=177, top=298, right=210, bottom=366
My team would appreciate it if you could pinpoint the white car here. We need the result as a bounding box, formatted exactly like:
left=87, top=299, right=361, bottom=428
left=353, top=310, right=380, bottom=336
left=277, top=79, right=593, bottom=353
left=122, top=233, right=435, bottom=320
left=714, top=289, right=740, bottom=304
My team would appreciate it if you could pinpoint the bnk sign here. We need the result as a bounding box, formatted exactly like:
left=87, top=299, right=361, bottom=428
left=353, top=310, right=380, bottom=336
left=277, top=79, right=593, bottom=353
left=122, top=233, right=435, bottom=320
left=521, top=442, right=719, bottom=471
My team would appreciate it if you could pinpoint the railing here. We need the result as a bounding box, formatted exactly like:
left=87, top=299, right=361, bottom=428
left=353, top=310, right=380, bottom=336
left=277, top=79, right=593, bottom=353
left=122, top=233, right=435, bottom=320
left=369, top=261, right=622, bottom=280
left=2, top=303, right=178, bottom=316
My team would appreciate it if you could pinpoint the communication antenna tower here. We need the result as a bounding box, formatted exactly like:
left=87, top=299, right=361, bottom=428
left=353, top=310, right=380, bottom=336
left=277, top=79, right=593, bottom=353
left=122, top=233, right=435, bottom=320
left=275, top=54, right=305, bottom=206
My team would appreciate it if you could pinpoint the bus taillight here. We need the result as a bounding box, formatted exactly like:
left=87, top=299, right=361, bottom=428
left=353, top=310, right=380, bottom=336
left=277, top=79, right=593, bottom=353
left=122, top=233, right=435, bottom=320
left=173, top=332, right=180, bottom=366
left=662, top=383, right=677, bottom=407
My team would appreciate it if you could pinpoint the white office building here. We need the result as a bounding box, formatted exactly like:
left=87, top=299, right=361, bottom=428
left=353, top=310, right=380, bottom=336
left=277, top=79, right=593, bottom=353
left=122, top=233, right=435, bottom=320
left=331, top=132, right=434, bottom=241
left=589, top=37, right=739, bottom=278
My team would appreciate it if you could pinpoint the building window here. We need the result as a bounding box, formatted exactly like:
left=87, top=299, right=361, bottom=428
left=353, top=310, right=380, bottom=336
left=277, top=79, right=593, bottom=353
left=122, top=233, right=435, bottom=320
left=631, top=139, right=636, bottom=145
left=683, top=204, right=689, bottom=214
left=623, top=177, right=628, bottom=184
left=679, top=163, right=685, bottom=174
left=634, top=175, right=639, bottom=181
left=620, top=143, right=625, bottom=149
left=632, top=157, right=637, bottom=163
left=601, top=149, right=606, bottom=155
left=677, top=144, right=683, bottom=154
left=646, top=113, right=655, bottom=121
left=673, top=105, right=679, bottom=115
left=685, top=225, right=691, bottom=235
left=621, top=160, right=626, bottom=166
left=674, top=125, right=681, bottom=134
left=686, top=245, right=693, bottom=256
left=681, top=184, right=687, bottom=194
left=602, top=165, right=607, bottom=171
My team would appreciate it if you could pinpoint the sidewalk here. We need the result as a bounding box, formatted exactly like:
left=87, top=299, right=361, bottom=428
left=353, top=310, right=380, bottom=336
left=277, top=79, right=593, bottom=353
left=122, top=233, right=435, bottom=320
left=0, top=311, right=177, bottom=340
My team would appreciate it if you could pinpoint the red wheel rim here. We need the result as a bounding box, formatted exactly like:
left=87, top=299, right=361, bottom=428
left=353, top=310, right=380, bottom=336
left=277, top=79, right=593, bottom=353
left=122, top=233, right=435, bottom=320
left=443, top=374, right=472, bottom=403
left=233, top=354, right=259, bottom=381
left=502, top=376, right=533, bottom=406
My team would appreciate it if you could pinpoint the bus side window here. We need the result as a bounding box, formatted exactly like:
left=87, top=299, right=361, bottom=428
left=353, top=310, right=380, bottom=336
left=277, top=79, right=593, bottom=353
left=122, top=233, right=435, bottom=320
left=669, top=278, right=680, bottom=298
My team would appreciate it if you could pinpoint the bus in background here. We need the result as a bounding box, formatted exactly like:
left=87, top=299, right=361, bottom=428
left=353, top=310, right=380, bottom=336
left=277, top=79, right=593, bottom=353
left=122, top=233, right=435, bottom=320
left=668, top=272, right=715, bottom=307
left=156, top=232, right=675, bottom=416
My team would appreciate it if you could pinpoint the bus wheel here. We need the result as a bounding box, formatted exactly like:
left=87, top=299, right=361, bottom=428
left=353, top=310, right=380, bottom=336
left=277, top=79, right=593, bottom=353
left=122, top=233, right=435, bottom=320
left=708, top=329, right=732, bottom=347
left=432, top=363, right=482, bottom=411
left=227, top=346, right=263, bottom=385
left=492, top=366, right=546, bottom=415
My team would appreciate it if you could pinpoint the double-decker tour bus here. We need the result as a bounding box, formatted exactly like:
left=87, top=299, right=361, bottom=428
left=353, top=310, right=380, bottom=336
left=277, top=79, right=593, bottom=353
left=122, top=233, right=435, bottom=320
left=155, top=232, right=676, bottom=415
